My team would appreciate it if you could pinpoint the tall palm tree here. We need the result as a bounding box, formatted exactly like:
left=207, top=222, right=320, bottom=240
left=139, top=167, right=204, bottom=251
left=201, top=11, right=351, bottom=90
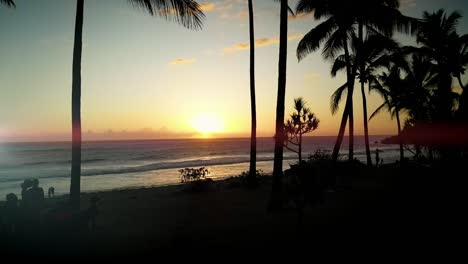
left=449, top=34, right=468, bottom=119
left=296, top=0, right=416, bottom=163
left=370, top=66, right=408, bottom=161
left=269, top=0, right=289, bottom=211
left=296, top=0, right=357, bottom=162
left=69, top=0, right=204, bottom=209
left=331, top=33, right=398, bottom=166
left=247, top=0, right=257, bottom=187
left=416, top=9, right=462, bottom=120
left=370, top=52, right=436, bottom=162
left=0, top=0, right=15, bottom=8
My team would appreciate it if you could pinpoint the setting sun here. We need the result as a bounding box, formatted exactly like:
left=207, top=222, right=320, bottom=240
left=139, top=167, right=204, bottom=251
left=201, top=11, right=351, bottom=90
left=192, top=113, right=224, bottom=134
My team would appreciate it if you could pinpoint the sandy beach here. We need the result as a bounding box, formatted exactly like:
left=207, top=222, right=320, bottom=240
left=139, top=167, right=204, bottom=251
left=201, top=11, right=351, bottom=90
left=2, top=164, right=459, bottom=256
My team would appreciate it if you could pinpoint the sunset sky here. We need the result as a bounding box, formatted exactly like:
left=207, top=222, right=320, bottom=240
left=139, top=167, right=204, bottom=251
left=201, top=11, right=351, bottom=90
left=1, top=0, right=467, bottom=141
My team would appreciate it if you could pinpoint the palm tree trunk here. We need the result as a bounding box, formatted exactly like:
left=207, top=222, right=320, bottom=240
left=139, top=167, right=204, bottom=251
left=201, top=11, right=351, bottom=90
left=358, top=20, right=371, bottom=166
left=247, top=0, right=257, bottom=186
left=362, top=82, right=372, bottom=166
left=269, top=0, right=288, bottom=211
left=332, top=96, right=350, bottom=162
left=298, top=132, right=302, bottom=162
left=70, top=0, right=84, bottom=210
left=343, top=39, right=354, bottom=162
left=396, top=109, right=404, bottom=162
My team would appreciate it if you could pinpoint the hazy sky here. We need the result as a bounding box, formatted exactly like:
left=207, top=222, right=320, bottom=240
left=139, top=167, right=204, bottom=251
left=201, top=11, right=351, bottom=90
left=1, top=0, right=467, bottom=141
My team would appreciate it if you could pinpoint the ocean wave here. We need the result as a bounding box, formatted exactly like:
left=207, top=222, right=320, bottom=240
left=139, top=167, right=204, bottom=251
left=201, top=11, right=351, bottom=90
left=0, top=155, right=294, bottom=183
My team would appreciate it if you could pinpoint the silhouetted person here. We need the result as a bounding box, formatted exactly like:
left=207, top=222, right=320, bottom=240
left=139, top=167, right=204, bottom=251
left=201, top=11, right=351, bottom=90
left=2, top=193, right=19, bottom=234
left=21, top=179, right=33, bottom=207
left=23, top=178, right=44, bottom=234
left=375, top=149, right=381, bottom=167
left=48, top=187, right=55, bottom=198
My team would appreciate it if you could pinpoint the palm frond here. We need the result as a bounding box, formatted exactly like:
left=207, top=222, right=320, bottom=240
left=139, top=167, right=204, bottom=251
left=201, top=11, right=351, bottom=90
left=330, top=82, right=347, bottom=115
left=331, top=54, right=348, bottom=77
left=0, top=0, right=15, bottom=8
left=297, top=16, right=337, bottom=61
left=128, top=0, right=204, bottom=30
left=369, top=102, right=387, bottom=121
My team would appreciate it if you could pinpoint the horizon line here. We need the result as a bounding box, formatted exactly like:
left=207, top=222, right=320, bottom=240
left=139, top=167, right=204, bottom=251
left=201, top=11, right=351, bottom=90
left=0, top=134, right=394, bottom=144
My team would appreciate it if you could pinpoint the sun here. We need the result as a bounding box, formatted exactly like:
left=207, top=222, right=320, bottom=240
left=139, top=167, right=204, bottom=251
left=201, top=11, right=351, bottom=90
left=192, top=113, right=224, bottom=135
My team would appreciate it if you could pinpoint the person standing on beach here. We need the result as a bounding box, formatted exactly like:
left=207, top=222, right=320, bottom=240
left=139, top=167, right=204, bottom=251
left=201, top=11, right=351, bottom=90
left=375, top=149, right=380, bottom=167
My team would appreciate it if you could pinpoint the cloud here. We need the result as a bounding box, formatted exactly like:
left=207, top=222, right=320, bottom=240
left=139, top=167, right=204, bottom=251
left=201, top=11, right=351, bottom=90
left=400, top=0, right=416, bottom=9
left=170, top=58, right=196, bottom=65
left=305, top=73, right=321, bottom=79
left=199, top=2, right=215, bottom=12
left=224, top=34, right=304, bottom=53
left=288, top=34, right=304, bottom=41
left=289, top=12, right=313, bottom=21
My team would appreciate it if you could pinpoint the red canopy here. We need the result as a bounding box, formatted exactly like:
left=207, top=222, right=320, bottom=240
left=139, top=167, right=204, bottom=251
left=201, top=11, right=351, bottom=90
left=382, top=122, right=468, bottom=146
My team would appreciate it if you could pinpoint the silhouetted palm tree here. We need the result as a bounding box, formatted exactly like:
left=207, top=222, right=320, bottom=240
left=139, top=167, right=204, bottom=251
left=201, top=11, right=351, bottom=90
left=296, top=0, right=416, bottom=163
left=69, top=0, right=204, bottom=209
left=370, top=66, right=408, bottom=161
left=0, top=0, right=15, bottom=8
left=270, top=0, right=289, bottom=211
left=331, top=33, right=398, bottom=166
left=450, top=34, right=468, bottom=119
left=296, top=0, right=356, bottom=162
left=247, top=0, right=257, bottom=187
left=416, top=9, right=463, bottom=120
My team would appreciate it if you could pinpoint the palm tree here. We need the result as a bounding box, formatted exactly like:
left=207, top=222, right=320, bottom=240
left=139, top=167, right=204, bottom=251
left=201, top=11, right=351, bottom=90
left=296, top=0, right=416, bottom=163
left=416, top=9, right=462, bottom=120
left=269, top=0, right=289, bottom=211
left=0, top=0, right=15, bottom=8
left=370, top=66, right=408, bottom=161
left=247, top=0, right=257, bottom=187
left=69, top=0, right=204, bottom=209
left=370, top=51, right=437, bottom=162
left=296, top=0, right=357, bottom=162
left=450, top=34, right=468, bottom=119
left=331, top=33, right=398, bottom=166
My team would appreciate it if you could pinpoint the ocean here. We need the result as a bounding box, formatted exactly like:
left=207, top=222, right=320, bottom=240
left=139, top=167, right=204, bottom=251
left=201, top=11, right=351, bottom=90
left=0, top=136, right=403, bottom=200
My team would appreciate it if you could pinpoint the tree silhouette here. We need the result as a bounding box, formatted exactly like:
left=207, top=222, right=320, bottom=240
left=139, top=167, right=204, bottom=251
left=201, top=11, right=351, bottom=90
left=270, top=0, right=289, bottom=211
left=296, top=0, right=417, bottom=163
left=296, top=0, right=357, bottom=162
left=370, top=65, right=409, bottom=161
left=0, top=0, right=15, bottom=8
left=283, top=98, right=320, bottom=162
left=416, top=9, right=463, bottom=120
left=247, top=0, right=257, bottom=187
left=331, top=33, right=398, bottom=166
left=69, top=0, right=205, bottom=209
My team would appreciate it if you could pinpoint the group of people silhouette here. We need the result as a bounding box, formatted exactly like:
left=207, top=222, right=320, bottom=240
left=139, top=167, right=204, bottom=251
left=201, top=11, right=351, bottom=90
left=1, top=178, right=46, bottom=235
left=1, top=179, right=101, bottom=237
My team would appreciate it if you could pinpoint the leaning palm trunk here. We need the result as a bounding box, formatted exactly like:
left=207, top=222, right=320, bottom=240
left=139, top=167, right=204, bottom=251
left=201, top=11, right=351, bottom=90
left=395, top=108, right=404, bottom=162
left=332, top=38, right=355, bottom=162
left=247, top=0, right=257, bottom=186
left=361, top=81, right=372, bottom=166
left=70, top=0, right=84, bottom=210
left=344, top=41, right=355, bottom=162
left=332, top=96, right=350, bottom=162
left=269, top=0, right=288, bottom=210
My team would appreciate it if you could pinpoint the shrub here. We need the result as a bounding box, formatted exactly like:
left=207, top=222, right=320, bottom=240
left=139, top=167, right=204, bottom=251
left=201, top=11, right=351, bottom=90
left=178, top=167, right=210, bottom=183
left=308, top=149, right=332, bottom=161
